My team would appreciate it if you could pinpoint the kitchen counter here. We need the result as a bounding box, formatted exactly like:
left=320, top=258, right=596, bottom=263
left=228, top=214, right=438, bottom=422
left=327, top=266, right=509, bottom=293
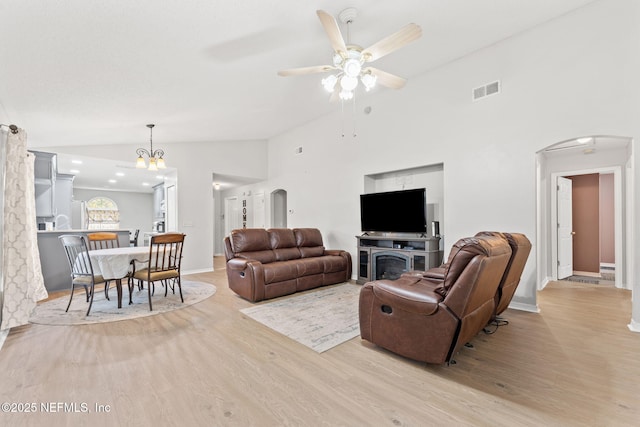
left=37, top=229, right=131, bottom=292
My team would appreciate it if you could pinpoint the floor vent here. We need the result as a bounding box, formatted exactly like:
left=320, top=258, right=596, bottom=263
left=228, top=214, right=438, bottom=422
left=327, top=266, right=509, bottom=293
left=472, top=80, right=501, bottom=101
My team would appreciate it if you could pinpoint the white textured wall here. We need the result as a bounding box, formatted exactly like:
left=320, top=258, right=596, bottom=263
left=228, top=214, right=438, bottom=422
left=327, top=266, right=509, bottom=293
left=265, top=0, right=640, bottom=314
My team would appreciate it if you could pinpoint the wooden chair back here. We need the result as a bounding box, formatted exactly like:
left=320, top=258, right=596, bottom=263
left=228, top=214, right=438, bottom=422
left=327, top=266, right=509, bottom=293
left=148, top=233, right=185, bottom=273
left=87, top=232, right=120, bottom=250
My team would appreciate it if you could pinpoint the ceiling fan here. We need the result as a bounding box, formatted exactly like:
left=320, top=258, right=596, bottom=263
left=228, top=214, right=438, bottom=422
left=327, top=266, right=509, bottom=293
left=278, top=8, right=422, bottom=101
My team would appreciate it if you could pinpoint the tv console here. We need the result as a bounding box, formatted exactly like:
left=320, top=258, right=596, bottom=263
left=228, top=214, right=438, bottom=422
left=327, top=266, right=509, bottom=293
left=356, top=235, right=441, bottom=284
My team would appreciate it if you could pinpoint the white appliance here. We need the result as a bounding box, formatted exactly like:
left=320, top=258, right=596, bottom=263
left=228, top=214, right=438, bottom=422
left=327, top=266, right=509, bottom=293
left=71, top=200, right=87, bottom=229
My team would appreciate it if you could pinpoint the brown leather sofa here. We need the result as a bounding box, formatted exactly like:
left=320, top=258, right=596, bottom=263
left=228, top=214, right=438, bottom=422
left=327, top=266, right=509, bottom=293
left=224, top=228, right=352, bottom=302
left=359, top=235, right=512, bottom=365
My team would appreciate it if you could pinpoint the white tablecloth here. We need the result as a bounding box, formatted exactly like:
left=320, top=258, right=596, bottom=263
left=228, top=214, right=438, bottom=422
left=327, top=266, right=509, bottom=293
left=87, top=246, right=151, bottom=280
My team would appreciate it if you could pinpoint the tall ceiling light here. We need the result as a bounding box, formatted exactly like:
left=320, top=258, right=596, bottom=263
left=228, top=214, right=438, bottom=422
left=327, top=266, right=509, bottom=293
left=136, top=124, right=166, bottom=171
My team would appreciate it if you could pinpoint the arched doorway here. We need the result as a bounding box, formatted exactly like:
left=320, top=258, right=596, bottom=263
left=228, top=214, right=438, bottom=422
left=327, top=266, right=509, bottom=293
left=270, top=189, right=287, bottom=228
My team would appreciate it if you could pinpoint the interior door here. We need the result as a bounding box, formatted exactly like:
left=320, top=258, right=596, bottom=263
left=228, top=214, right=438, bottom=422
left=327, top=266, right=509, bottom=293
left=224, top=196, right=239, bottom=237
left=557, top=176, right=574, bottom=279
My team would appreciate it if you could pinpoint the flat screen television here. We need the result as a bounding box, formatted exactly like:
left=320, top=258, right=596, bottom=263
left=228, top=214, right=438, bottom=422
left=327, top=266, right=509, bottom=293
left=360, top=188, right=427, bottom=233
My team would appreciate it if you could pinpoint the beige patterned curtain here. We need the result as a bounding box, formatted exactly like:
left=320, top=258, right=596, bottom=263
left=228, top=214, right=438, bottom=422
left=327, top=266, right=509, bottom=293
left=0, top=128, right=48, bottom=330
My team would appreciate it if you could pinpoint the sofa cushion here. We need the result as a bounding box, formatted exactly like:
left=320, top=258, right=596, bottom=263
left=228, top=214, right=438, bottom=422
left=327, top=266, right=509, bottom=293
left=268, top=228, right=302, bottom=261
left=295, top=257, right=324, bottom=277
left=322, top=255, right=348, bottom=273
left=294, top=228, right=323, bottom=247
left=263, top=261, right=299, bottom=284
left=268, top=228, right=297, bottom=248
left=231, top=228, right=270, bottom=253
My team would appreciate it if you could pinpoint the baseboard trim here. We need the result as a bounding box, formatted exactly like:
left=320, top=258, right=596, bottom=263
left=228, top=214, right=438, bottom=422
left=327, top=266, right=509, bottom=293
left=508, top=302, right=540, bottom=313
left=183, top=268, right=214, bottom=275
left=628, top=319, right=640, bottom=333
left=572, top=270, right=601, bottom=278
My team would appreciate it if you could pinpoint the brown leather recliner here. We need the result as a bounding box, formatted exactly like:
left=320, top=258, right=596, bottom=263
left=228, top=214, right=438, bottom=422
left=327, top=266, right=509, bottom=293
left=474, top=232, right=531, bottom=320
left=401, top=231, right=531, bottom=323
left=359, top=235, right=511, bottom=364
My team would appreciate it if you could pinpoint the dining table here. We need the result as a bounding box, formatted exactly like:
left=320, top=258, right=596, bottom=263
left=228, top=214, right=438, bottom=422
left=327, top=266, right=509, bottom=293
left=85, top=246, right=152, bottom=309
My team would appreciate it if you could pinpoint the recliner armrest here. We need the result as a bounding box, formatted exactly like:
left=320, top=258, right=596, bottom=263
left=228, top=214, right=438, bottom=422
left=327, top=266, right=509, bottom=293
left=370, top=278, right=443, bottom=315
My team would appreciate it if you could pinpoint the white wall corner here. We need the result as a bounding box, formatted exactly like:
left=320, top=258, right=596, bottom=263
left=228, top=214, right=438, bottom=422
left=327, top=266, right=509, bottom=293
left=627, top=319, right=640, bottom=333
left=539, top=276, right=552, bottom=291
left=508, top=301, right=541, bottom=313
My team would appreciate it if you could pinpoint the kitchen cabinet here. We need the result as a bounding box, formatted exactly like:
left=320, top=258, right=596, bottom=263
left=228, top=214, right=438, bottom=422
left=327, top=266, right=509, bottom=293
left=32, top=151, right=57, bottom=218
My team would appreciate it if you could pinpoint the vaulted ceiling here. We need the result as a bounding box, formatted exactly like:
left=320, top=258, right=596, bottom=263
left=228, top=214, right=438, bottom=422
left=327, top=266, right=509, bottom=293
left=0, top=0, right=598, bottom=149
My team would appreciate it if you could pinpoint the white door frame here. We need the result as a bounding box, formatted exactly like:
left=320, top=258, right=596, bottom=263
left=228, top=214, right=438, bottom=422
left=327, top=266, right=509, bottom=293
left=549, top=166, right=623, bottom=288
left=556, top=176, right=574, bottom=280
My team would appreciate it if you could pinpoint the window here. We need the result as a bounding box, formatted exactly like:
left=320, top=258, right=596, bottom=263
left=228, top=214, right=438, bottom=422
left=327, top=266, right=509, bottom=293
left=86, top=197, right=120, bottom=230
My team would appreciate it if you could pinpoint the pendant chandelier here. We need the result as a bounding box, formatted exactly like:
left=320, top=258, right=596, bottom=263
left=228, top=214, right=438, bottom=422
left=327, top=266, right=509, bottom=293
left=135, top=124, right=166, bottom=171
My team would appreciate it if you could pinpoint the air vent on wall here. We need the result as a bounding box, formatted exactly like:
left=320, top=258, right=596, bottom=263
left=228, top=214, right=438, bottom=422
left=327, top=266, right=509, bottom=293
left=472, top=80, right=501, bottom=101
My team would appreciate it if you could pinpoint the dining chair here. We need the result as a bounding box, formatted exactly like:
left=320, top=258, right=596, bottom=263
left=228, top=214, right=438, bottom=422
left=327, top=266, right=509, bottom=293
left=59, top=234, right=107, bottom=316
left=130, top=229, right=140, bottom=247
left=87, top=232, right=120, bottom=250
left=131, top=233, right=186, bottom=311
left=86, top=232, right=120, bottom=300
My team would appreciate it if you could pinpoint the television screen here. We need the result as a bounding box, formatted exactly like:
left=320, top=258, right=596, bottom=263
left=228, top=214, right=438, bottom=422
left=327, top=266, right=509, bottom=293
left=360, top=188, right=427, bottom=233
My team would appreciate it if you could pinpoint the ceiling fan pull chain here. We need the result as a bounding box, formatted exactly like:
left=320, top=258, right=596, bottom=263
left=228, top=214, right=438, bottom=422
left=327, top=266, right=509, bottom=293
left=352, top=94, right=357, bottom=138
left=341, top=99, right=345, bottom=138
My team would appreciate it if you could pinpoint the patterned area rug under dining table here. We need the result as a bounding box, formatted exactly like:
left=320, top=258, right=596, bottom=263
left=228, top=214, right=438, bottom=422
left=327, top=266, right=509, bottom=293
left=240, top=282, right=362, bottom=353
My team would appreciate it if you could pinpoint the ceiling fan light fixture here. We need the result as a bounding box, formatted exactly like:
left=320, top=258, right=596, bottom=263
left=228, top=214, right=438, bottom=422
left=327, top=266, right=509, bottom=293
left=332, top=53, right=343, bottom=67
left=343, top=58, right=362, bottom=77
left=339, top=90, right=354, bottom=101
left=322, top=74, right=338, bottom=92
left=340, top=75, right=358, bottom=91
left=361, top=73, right=377, bottom=91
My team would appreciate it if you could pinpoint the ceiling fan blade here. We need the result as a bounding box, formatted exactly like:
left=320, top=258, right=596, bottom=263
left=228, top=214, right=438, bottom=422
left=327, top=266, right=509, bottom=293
left=278, top=65, right=334, bottom=77
left=365, top=67, right=407, bottom=90
left=316, top=10, right=347, bottom=56
left=361, top=23, right=422, bottom=62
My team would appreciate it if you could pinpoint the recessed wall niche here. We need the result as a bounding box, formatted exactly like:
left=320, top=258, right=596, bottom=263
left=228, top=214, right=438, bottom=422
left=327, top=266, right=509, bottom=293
left=363, top=163, right=444, bottom=241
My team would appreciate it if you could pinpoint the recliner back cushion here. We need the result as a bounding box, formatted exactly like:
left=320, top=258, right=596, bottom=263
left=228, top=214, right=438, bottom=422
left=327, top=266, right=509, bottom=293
left=436, top=237, right=486, bottom=296
left=294, top=228, right=325, bottom=258
left=268, top=228, right=301, bottom=261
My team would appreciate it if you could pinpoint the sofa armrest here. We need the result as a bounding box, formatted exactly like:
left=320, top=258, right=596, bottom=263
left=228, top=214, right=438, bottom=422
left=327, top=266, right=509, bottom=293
left=226, top=258, right=266, bottom=302
left=324, top=249, right=344, bottom=256
left=325, top=249, right=353, bottom=281
left=227, top=258, right=252, bottom=271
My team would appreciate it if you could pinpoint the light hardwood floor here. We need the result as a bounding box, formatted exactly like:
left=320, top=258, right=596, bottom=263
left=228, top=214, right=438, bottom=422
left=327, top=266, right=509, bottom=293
left=1, top=260, right=639, bottom=426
